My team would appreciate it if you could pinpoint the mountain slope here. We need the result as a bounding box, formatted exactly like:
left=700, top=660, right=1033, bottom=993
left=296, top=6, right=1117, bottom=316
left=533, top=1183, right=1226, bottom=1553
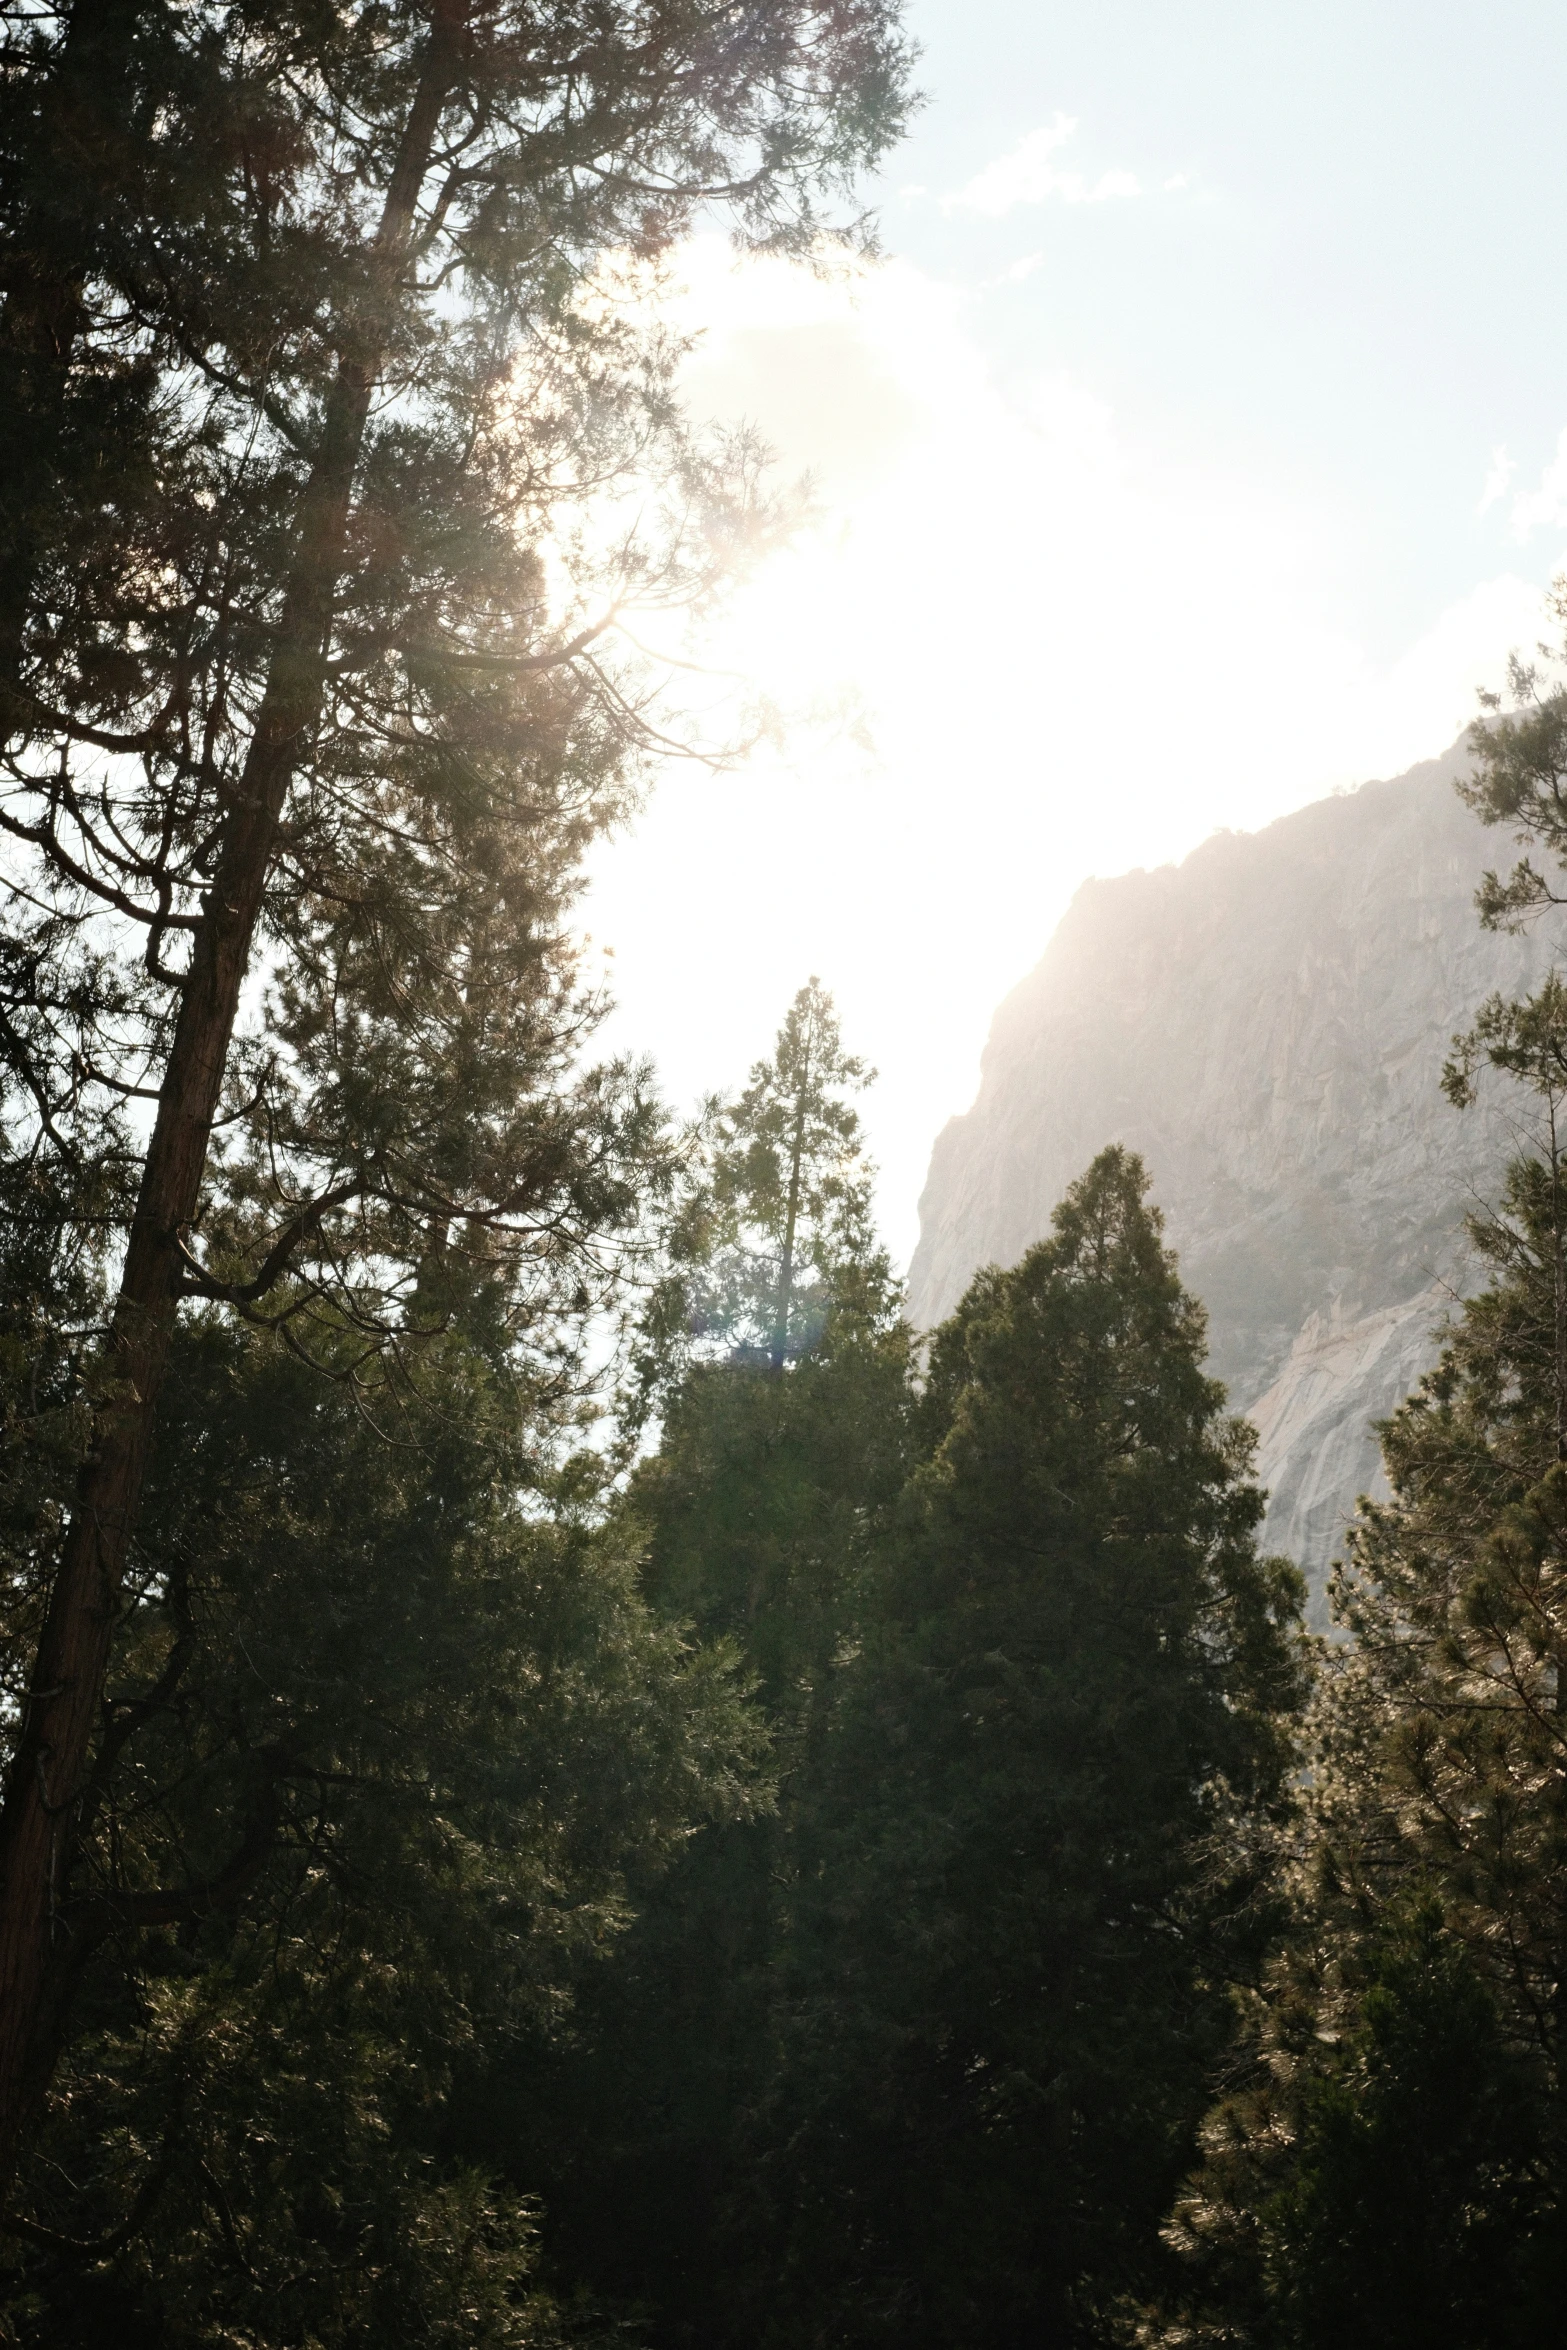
left=907, top=739, right=1556, bottom=1606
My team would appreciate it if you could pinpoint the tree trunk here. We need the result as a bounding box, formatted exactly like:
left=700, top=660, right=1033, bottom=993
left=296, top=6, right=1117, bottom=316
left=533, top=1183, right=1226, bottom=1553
left=0, top=0, right=463, bottom=2198
left=770, top=1054, right=811, bottom=1373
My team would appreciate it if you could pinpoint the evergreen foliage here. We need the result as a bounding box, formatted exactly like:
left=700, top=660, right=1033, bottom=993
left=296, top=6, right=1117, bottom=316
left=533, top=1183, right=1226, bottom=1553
left=0, top=0, right=914, bottom=2191
left=511, top=1301, right=916, bottom=2342
left=509, top=1110, right=1305, bottom=2350
left=1261, top=1904, right=1545, bottom=2349
left=1458, top=581, right=1567, bottom=929
left=639, top=975, right=887, bottom=1389
left=505, top=983, right=914, bottom=2342
left=0, top=1311, right=762, bottom=2340
left=742, top=1148, right=1305, bottom=2350
left=23, top=17, right=1567, bottom=2315
left=1151, top=659, right=1567, bottom=2349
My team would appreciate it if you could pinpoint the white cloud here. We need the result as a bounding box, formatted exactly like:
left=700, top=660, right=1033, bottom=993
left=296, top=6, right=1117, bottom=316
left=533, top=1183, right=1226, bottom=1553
left=1477, top=444, right=1514, bottom=515
left=947, top=115, right=1142, bottom=216
left=984, top=251, right=1045, bottom=288
left=1509, top=427, right=1567, bottom=537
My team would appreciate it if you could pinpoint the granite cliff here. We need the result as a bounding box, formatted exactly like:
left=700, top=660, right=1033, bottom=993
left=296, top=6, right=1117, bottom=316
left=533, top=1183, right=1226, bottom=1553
left=907, top=738, right=1558, bottom=1613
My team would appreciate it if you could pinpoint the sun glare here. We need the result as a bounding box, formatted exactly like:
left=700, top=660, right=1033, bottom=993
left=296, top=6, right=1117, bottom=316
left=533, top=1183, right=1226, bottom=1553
left=585, top=236, right=1549, bottom=1254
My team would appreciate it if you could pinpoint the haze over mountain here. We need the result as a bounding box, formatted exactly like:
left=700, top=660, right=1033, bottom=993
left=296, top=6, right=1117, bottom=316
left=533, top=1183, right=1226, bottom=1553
left=907, top=737, right=1559, bottom=1612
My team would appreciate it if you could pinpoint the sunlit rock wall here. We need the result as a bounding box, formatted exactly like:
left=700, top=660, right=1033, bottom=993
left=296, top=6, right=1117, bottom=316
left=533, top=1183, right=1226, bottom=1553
left=906, top=739, right=1557, bottom=1615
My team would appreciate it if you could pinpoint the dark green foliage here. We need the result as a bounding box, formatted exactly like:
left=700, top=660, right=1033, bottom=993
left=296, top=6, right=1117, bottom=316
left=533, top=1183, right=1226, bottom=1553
left=1264, top=1905, right=1548, bottom=2350
left=0, top=1160, right=99, bottom=1734
left=0, top=0, right=916, bottom=2239
left=744, top=1148, right=1305, bottom=2349
left=0, top=0, right=919, bottom=2215
left=1, top=0, right=917, bottom=1337
left=1313, top=1128, right=1567, bottom=2062
left=3, top=981, right=1316, bottom=2340
left=508, top=991, right=916, bottom=2343
left=636, top=1306, right=913, bottom=1704
left=1152, top=667, right=1567, bottom=2350
left=1160, top=1902, right=1559, bottom=2350
left=1457, top=591, right=1567, bottom=930
left=526, top=1133, right=1303, bottom=2348
left=0, top=1315, right=762, bottom=2341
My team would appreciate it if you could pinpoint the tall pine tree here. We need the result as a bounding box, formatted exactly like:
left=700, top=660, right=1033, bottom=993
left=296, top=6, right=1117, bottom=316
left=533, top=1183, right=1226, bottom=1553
left=739, top=1148, right=1306, bottom=2349
left=0, top=0, right=914, bottom=2185
left=508, top=982, right=913, bottom=2340
left=1153, top=654, right=1567, bottom=2350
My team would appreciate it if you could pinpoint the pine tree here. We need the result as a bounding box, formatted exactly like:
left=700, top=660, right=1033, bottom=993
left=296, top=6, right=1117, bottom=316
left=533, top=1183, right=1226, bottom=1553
left=631, top=976, right=902, bottom=1718
left=0, top=0, right=915, bottom=2182
left=0, top=1309, right=764, bottom=2338
left=1153, top=1133, right=1567, bottom=2347
left=509, top=984, right=913, bottom=2341
left=1151, top=659, right=1567, bottom=2350
left=755, top=1148, right=1306, bottom=2349
left=640, top=975, right=887, bottom=1390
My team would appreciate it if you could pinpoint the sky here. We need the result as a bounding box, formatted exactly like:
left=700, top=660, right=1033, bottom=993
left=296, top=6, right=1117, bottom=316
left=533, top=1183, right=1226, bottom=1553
left=583, top=0, right=1567, bottom=1263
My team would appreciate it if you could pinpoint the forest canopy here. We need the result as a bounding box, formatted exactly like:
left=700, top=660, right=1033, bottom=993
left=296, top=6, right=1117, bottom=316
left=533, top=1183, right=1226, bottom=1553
left=7, top=1, right=1567, bottom=2342
left=0, top=0, right=914, bottom=2248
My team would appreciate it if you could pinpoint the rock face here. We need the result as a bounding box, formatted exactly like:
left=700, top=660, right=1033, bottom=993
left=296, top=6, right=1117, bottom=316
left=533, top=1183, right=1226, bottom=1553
left=906, top=739, right=1557, bottom=1613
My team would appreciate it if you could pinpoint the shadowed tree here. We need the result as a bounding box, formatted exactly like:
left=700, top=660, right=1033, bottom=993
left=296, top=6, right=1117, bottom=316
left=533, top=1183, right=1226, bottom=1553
left=493, top=984, right=912, bottom=2343
left=0, top=1306, right=766, bottom=2337
left=1152, top=1108, right=1567, bottom=2347
left=0, top=0, right=914, bottom=2192
left=1150, top=647, right=1567, bottom=2350
left=754, top=1149, right=1307, bottom=2349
